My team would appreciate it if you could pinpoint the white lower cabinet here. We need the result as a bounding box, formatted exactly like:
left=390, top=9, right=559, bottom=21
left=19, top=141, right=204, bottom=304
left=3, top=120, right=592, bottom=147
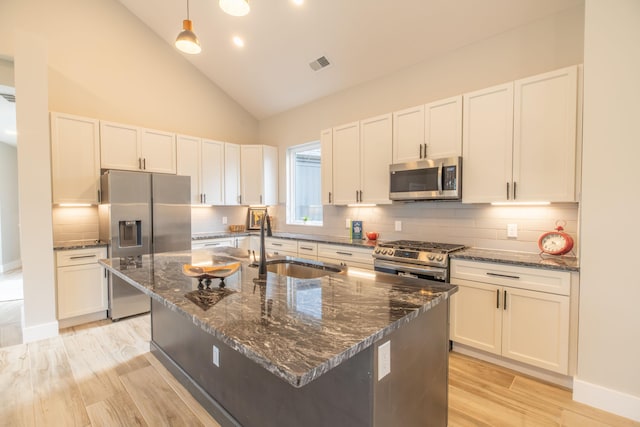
left=449, top=259, right=571, bottom=375
left=317, top=244, right=374, bottom=270
left=297, top=242, right=318, bottom=260
left=265, top=238, right=298, bottom=257
left=56, top=248, right=108, bottom=325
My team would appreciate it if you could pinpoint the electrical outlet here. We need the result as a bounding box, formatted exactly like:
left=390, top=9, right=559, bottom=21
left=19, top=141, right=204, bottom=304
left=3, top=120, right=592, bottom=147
left=346, top=218, right=351, bottom=228
left=213, top=345, right=220, bottom=367
left=222, top=216, right=228, bottom=225
left=378, top=341, right=391, bottom=380
left=395, top=221, right=402, bottom=232
left=507, top=223, right=518, bottom=238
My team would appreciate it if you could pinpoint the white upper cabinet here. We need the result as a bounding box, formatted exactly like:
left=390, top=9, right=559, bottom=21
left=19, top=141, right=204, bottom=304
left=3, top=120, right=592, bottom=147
left=360, top=114, right=392, bottom=204
left=392, top=96, right=463, bottom=163
left=200, top=139, right=225, bottom=205
left=224, top=142, right=241, bottom=205
left=332, top=121, right=361, bottom=205
left=50, top=112, right=101, bottom=204
left=332, top=115, right=392, bottom=205
left=320, top=128, right=333, bottom=205
left=240, top=145, right=278, bottom=206
left=140, top=128, right=176, bottom=174
left=100, top=121, right=176, bottom=174
left=392, top=105, right=425, bottom=163
left=512, top=66, right=578, bottom=202
left=100, top=121, right=140, bottom=171
left=463, top=66, right=579, bottom=203
left=177, top=135, right=224, bottom=205
left=176, top=135, right=201, bottom=204
left=462, top=82, right=514, bottom=203
left=424, top=95, right=463, bottom=159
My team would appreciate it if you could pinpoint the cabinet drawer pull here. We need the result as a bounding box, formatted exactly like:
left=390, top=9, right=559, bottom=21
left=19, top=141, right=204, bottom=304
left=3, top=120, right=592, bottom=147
left=496, top=289, right=500, bottom=309
left=299, top=246, right=313, bottom=251
left=336, top=251, right=353, bottom=256
left=204, top=243, right=221, bottom=247
left=486, top=272, right=520, bottom=280
left=271, top=243, right=283, bottom=247
left=70, top=255, right=97, bottom=260
left=504, top=290, right=508, bottom=310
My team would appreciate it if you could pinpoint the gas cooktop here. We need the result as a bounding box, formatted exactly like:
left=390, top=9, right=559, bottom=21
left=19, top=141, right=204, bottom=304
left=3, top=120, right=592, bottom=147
left=373, top=240, right=465, bottom=268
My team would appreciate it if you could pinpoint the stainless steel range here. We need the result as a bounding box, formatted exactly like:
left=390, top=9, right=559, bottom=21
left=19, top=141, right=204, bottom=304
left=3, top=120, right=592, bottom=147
left=373, top=240, right=465, bottom=282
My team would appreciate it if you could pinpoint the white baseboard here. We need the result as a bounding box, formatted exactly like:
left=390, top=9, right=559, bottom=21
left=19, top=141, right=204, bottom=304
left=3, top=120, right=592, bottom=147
left=0, top=260, right=22, bottom=273
left=573, top=378, right=640, bottom=422
left=22, top=320, right=59, bottom=343
left=58, top=311, right=107, bottom=329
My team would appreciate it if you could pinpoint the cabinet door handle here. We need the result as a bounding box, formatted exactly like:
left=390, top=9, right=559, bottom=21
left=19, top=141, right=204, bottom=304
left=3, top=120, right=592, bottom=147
left=336, top=251, right=353, bottom=256
left=513, top=181, right=517, bottom=200
left=496, top=289, right=500, bottom=309
left=419, top=144, right=423, bottom=159
left=506, top=182, right=510, bottom=200
left=437, top=162, right=443, bottom=194
left=138, top=158, right=142, bottom=169
left=424, top=143, right=427, bottom=158
left=486, top=272, right=520, bottom=280
left=143, top=158, right=146, bottom=170
left=504, top=290, right=508, bottom=310
left=104, top=268, right=107, bottom=278
left=260, top=195, right=263, bottom=204
left=97, top=189, right=101, bottom=203
left=70, top=255, right=97, bottom=260
left=238, top=195, right=242, bottom=204
left=328, top=192, right=332, bottom=203
left=203, top=193, right=207, bottom=204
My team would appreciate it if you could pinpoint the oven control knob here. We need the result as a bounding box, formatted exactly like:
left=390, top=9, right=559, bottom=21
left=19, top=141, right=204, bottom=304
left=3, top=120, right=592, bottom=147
left=428, top=255, right=435, bottom=260
left=386, top=249, right=393, bottom=255
left=437, top=256, right=444, bottom=262
left=374, top=248, right=380, bottom=254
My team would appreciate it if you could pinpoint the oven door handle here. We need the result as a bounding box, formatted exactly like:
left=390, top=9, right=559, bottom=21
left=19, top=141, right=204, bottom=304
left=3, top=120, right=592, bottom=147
left=437, top=162, right=443, bottom=194
left=374, top=260, right=447, bottom=277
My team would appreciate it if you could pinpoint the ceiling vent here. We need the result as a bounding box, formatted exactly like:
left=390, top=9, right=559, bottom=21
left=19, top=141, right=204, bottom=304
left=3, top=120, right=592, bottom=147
left=0, top=93, right=16, bottom=103
left=309, top=56, right=331, bottom=72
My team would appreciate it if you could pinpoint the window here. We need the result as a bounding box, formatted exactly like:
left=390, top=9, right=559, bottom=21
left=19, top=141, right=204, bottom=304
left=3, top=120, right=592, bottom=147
left=287, top=142, right=322, bottom=225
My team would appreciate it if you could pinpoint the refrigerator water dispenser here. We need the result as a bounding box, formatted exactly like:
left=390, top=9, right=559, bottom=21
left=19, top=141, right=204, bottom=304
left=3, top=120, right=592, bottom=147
left=119, top=220, right=142, bottom=248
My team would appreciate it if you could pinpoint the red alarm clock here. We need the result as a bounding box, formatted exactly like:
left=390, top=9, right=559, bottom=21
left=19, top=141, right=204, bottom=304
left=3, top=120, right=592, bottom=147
left=538, top=222, right=574, bottom=256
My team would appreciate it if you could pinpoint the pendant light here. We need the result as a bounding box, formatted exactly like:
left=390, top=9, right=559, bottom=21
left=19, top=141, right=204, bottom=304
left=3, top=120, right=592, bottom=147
left=219, top=0, right=250, bottom=17
left=175, top=0, right=201, bottom=54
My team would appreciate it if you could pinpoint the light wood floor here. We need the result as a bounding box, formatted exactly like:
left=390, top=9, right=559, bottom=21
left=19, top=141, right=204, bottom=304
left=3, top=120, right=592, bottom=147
left=0, top=315, right=637, bottom=426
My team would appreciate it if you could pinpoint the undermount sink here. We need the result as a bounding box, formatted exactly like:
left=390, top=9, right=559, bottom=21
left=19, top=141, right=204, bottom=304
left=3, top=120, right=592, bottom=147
left=251, top=259, right=345, bottom=279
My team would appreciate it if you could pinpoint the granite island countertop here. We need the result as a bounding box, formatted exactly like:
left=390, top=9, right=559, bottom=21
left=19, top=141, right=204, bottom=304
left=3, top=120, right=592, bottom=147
left=100, top=248, right=456, bottom=387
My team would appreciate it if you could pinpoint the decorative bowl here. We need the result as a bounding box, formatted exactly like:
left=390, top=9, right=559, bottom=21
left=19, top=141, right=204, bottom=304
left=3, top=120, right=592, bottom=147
left=182, top=262, right=241, bottom=279
left=366, top=232, right=379, bottom=240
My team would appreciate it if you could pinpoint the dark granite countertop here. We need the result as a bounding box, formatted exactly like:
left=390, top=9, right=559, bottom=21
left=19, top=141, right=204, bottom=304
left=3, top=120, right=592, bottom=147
left=100, top=248, right=456, bottom=388
left=193, top=232, right=377, bottom=249
left=451, top=248, right=579, bottom=272
left=54, top=240, right=108, bottom=251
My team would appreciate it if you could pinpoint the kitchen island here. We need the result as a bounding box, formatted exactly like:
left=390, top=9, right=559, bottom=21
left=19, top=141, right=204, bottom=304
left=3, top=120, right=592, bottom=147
left=100, top=248, right=457, bottom=427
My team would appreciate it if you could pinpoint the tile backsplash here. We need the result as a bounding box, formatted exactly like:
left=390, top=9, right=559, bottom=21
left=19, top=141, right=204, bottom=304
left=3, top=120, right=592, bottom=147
left=270, top=202, right=579, bottom=255
left=53, top=202, right=579, bottom=256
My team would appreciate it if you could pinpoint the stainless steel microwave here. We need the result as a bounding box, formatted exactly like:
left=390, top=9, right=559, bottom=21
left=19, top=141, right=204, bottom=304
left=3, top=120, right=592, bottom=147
left=389, top=156, right=462, bottom=201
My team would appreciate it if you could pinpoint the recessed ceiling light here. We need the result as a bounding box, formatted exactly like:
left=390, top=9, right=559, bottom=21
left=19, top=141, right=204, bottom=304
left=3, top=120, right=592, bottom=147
left=292, top=0, right=304, bottom=5
left=233, top=36, right=245, bottom=47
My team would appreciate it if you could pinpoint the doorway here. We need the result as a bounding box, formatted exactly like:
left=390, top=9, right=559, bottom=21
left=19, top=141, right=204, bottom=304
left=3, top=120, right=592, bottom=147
left=0, top=64, right=23, bottom=347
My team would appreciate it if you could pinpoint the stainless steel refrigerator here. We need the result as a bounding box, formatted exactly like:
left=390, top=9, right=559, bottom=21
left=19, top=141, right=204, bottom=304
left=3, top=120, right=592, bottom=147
left=99, top=170, right=191, bottom=320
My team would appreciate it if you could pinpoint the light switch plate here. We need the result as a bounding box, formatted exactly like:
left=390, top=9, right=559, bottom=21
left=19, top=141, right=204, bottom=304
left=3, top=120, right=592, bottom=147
left=395, top=221, right=402, bottom=232
left=213, top=345, right=220, bottom=367
left=222, top=216, right=228, bottom=225
left=507, top=223, right=518, bottom=238
left=378, top=341, right=391, bottom=380
left=346, top=218, right=351, bottom=228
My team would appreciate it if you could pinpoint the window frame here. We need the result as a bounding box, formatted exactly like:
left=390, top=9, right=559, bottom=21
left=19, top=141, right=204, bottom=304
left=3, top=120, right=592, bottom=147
left=286, top=141, right=323, bottom=226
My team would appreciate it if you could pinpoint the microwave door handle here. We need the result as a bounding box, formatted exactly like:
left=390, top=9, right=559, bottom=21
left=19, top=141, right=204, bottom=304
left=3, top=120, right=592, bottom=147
left=437, top=162, right=443, bottom=194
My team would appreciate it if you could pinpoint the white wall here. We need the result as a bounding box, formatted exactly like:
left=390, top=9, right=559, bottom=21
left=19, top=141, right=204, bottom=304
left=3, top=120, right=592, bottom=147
left=0, top=142, right=21, bottom=272
left=259, top=4, right=585, bottom=204
left=0, top=0, right=258, bottom=143
left=573, top=0, right=640, bottom=421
